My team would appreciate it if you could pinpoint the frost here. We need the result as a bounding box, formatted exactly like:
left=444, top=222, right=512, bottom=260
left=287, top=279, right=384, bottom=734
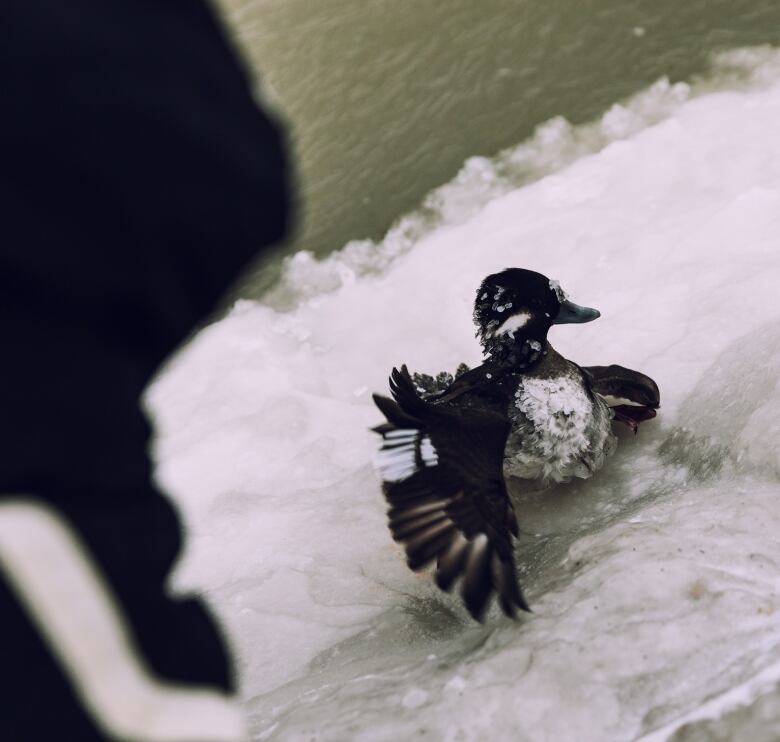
left=549, top=278, right=568, bottom=303
left=401, top=688, right=428, bottom=709
left=444, top=675, right=467, bottom=693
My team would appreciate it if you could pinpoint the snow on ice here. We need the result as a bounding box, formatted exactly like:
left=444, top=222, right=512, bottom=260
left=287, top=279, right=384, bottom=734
left=147, top=48, right=780, bottom=741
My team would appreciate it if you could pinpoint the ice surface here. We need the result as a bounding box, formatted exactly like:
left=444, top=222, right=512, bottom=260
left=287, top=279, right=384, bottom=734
left=148, top=47, right=780, bottom=741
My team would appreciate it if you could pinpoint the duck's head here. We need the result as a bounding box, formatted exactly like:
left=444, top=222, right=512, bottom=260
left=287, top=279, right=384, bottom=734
left=473, top=268, right=600, bottom=366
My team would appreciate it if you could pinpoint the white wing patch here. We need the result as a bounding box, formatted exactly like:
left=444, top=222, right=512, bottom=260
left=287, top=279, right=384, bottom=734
left=374, top=439, right=417, bottom=482
left=597, top=393, right=644, bottom=408
left=375, top=429, right=438, bottom=482
left=384, top=429, right=417, bottom=440
left=420, top=435, right=438, bottom=465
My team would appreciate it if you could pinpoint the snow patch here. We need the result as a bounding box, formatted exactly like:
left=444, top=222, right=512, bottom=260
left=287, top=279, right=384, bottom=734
left=147, top=47, right=780, bottom=741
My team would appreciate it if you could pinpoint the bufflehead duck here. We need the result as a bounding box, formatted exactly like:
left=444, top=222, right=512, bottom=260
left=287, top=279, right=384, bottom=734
left=372, top=268, right=659, bottom=620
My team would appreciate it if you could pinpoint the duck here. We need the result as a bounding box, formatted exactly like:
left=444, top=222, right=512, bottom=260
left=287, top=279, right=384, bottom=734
left=371, top=268, right=660, bottom=620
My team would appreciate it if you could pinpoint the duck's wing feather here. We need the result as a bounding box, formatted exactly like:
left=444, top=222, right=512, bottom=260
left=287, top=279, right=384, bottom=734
left=411, top=362, right=471, bottom=400
left=372, top=365, right=527, bottom=620
left=580, top=363, right=660, bottom=433
left=580, top=364, right=660, bottom=408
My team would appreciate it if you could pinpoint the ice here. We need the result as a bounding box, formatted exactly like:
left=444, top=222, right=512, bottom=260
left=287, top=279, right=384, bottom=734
left=262, top=46, right=780, bottom=312
left=147, top=48, right=780, bottom=740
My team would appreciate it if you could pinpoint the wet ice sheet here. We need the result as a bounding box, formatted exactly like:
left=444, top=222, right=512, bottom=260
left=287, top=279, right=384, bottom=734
left=148, top=49, right=780, bottom=740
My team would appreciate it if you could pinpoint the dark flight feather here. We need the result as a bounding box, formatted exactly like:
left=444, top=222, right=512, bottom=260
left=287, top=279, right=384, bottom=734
left=373, top=365, right=527, bottom=620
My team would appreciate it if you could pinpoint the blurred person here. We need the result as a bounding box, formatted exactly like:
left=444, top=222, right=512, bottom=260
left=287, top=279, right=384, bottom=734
left=0, top=1, right=290, bottom=739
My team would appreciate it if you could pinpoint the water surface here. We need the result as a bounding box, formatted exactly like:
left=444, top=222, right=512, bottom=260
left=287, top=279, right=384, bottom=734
left=217, top=0, right=780, bottom=294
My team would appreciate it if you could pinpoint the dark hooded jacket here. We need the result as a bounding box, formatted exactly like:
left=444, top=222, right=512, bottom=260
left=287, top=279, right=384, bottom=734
left=0, top=1, right=290, bottom=738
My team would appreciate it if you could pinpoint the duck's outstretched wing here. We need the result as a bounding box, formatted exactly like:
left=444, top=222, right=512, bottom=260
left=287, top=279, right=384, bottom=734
left=372, top=365, right=527, bottom=621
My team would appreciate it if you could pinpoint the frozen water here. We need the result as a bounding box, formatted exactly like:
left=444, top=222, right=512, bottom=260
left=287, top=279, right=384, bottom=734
left=262, top=46, right=780, bottom=311
left=148, top=47, right=780, bottom=740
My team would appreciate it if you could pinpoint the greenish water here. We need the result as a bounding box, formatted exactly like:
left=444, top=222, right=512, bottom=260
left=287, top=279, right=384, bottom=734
left=217, top=0, right=780, bottom=296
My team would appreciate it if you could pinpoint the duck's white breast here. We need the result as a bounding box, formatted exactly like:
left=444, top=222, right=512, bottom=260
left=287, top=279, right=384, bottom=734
left=504, top=375, right=616, bottom=484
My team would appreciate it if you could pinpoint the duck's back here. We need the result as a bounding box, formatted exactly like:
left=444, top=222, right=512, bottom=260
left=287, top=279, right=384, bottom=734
left=504, top=347, right=616, bottom=484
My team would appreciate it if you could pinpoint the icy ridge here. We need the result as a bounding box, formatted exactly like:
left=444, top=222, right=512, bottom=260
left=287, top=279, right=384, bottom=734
left=264, top=46, right=780, bottom=311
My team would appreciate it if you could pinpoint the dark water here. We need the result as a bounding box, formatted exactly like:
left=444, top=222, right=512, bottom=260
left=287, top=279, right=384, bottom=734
left=217, top=0, right=780, bottom=295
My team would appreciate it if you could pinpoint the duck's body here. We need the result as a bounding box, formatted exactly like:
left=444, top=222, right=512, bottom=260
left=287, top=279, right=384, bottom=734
left=419, top=344, right=617, bottom=486
left=505, top=344, right=616, bottom=483
left=372, top=268, right=660, bottom=620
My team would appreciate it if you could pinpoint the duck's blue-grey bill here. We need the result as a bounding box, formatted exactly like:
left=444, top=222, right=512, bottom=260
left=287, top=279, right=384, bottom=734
left=553, top=299, right=601, bottom=324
